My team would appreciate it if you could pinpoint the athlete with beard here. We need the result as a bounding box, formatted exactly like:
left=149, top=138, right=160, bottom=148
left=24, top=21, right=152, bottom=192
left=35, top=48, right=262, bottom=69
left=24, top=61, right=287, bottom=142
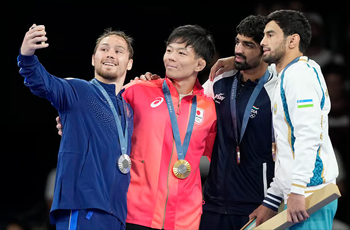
left=200, top=15, right=277, bottom=230
left=250, top=10, right=339, bottom=229
left=17, top=25, right=134, bottom=230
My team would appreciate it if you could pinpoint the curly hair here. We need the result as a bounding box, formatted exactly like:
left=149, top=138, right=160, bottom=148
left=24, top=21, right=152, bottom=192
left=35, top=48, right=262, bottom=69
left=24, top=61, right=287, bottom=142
left=236, top=15, right=267, bottom=48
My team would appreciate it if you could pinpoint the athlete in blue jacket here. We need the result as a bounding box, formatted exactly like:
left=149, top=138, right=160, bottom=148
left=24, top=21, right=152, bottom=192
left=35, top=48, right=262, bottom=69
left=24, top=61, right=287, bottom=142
left=201, top=15, right=276, bottom=230
left=17, top=24, right=134, bottom=230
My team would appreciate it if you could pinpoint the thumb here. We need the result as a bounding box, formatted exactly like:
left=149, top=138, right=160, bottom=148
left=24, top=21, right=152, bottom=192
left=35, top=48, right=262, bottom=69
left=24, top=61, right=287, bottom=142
left=30, top=23, right=37, bottom=30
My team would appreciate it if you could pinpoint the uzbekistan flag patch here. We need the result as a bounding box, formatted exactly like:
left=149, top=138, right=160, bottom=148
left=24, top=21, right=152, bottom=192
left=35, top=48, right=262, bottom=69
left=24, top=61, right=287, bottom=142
left=297, top=99, right=314, bottom=108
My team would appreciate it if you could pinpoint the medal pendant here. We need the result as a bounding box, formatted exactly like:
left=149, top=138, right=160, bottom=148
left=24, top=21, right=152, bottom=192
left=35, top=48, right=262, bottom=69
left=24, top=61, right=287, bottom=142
left=118, top=154, right=132, bottom=174
left=173, top=159, right=191, bottom=179
left=272, top=142, right=276, bottom=162
left=236, top=146, right=241, bottom=164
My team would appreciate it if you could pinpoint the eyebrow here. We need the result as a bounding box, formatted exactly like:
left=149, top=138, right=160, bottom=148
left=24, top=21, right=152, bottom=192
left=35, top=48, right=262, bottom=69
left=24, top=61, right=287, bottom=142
left=235, top=37, right=257, bottom=47
left=100, top=43, right=126, bottom=50
left=167, top=44, right=189, bottom=51
left=265, top=30, right=276, bottom=34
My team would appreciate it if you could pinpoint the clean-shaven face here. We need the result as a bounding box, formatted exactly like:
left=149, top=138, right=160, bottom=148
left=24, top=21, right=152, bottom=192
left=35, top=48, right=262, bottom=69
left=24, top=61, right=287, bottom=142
left=163, top=41, right=203, bottom=81
left=261, top=20, right=287, bottom=65
left=92, top=35, right=132, bottom=81
left=234, top=34, right=263, bottom=70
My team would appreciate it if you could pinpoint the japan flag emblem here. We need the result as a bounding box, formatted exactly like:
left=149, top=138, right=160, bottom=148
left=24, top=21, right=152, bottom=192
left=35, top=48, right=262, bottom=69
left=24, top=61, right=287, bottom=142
left=195, top=108, right=204, bottom=124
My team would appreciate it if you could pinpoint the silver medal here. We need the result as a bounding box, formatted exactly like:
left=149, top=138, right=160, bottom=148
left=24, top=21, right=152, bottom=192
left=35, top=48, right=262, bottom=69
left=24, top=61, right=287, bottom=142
left=118, top=154, right=131, bottom=174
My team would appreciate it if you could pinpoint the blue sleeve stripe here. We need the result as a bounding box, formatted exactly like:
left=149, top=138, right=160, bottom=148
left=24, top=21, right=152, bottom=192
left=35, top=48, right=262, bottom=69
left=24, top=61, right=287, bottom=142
left=266, top=193, right=283, bottom=202
left=264, top=197, right=281, bottom=207
left=262, top=200, right=279, bottom=212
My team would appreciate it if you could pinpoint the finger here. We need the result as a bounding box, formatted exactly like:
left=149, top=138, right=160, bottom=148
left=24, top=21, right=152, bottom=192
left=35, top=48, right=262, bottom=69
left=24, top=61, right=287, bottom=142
left=30, top=24, right=37, bottom=30
left=144, top=72, right=153, bottom=79
left=301, top=210, right=310, bottom=220
left=209, top=64, right=222, bottom=81
left=140, top=75, right=147, bottom=81
left=215, top=67, right=225, bottom=76
left=291, top=212, right=300, bottom=223
left=56, top=116, right=60, bottom=123
left=134, top=77, right=140, bottom=81
left=287, top=211, right=293, bottom=223
left=296, top=212, right=305, bottom=222
left=150, top=74, right=161, bottom=80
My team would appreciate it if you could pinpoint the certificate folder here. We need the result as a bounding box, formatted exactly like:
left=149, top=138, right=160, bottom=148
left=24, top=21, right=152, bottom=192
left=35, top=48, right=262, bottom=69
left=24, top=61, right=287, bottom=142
left=241, top=183, right=341, bottom=230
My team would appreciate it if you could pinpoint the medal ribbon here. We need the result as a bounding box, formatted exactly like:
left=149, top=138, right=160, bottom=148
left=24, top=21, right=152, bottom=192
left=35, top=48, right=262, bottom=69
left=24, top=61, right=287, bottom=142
left=162, top=80, right=197, bottom=160
left=230, top=70, right=270, bottom=162
left=91, top=78, right=128, bottom=155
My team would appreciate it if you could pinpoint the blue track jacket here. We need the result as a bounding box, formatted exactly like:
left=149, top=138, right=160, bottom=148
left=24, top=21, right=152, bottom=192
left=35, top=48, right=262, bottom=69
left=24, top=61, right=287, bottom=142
left=17, top=54, right=133, bottom=225
left=202, top=70, right=275, bottom=216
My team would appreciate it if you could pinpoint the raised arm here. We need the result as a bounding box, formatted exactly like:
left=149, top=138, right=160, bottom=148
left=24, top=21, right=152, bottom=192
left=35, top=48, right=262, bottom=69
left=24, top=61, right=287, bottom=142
left=208, top=56, right=236, bottom=81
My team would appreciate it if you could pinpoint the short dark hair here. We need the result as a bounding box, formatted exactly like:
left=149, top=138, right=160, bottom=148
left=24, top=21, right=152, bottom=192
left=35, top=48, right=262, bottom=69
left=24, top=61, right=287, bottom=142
left=266, top=9, right=312, bottom=53
left=236, top=15, right=267, bottom=48
left=166, top=25, right=216, bottom=65
left=94, top=28, right=134, bottom=59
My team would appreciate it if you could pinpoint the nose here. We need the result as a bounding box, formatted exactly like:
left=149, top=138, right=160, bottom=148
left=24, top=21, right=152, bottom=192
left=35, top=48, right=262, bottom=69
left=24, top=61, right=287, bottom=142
left=107, top=50, right=115, bottom=59
left=235, top=42, right=244, bottom=54
left=167, top=52, right=176, bottom=62
left=260, top=35, right=267, bottom=47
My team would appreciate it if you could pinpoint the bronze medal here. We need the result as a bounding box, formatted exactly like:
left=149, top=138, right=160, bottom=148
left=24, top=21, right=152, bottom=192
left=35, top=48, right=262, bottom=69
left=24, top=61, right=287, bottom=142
left=272, top=142, right=276, bottom=162
left=173, top=159, right=191, bottom=179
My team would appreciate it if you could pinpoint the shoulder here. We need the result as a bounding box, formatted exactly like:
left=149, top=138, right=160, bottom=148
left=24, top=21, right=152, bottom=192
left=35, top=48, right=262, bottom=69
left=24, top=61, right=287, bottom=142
left=213, top=70, right=238, bottom=85
left=123, top=78, right=163, bottom=91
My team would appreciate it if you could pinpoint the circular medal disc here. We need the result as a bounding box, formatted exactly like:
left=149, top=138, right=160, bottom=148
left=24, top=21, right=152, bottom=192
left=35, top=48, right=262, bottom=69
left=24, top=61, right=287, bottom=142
left=118, top=154, right=132, bottom=174
left=173, top=159, right=191, bottom=179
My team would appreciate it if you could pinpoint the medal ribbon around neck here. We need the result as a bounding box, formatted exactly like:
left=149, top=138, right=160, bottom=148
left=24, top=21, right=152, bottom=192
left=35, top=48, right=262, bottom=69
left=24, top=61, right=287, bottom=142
left=91, top=78, right=131, bottom=174
left=230, top=70, right=270, bottom=164
left=162, top=80, right=197, bottom=179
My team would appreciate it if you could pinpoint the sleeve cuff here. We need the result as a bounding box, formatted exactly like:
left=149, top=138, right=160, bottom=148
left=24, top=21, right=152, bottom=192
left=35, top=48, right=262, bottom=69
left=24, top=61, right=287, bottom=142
left=262, top=193, right=283, bottom=212
left=17, top=54, right=38, bottom=67
left=290, top=182, right=306, bottom=195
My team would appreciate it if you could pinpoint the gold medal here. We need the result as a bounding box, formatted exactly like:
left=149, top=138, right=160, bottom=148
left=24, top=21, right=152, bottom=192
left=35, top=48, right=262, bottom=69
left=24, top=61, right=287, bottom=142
left=173, top=159, right=191, bottom=179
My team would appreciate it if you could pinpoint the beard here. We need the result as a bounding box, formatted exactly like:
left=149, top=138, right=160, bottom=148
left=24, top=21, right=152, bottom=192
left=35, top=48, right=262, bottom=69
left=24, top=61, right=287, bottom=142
left=95, top=65, right=119, bottom=81
left=263, top=40, right=286, bottom=65
left=235, top=54, right=262, bottom=71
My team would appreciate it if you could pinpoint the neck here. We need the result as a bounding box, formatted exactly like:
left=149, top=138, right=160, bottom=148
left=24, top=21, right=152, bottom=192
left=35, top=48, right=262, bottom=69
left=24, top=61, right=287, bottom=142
left=169, top=75, right=197, bottom=95
left=241, top=62, right=269, bottom=82
left=95, top=75, right=125, bottom=95
left=275, top=51, right=303, bottom=73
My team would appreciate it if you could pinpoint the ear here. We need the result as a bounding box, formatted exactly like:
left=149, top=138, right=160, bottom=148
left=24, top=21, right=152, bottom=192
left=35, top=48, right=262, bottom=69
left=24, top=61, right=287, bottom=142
left=195, top=58, right=206, bottom=72
left=92, top=54, right=95, bottom=67
left=288, top=34, right=300, bottom=50
left=127, top=59, right=133, bottom=71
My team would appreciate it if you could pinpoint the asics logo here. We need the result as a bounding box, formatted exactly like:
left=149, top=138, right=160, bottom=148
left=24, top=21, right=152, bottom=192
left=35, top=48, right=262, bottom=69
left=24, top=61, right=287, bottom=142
left=150, top=97, right=164, bottom=108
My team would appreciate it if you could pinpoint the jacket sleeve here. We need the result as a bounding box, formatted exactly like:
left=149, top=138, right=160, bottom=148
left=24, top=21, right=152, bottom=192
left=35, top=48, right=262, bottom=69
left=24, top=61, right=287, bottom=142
left=262, top=180, right=284, bottom=212
left=284, top=64, right=324, bottom=195
left=202, top=112, right=217, bottom=161
left=202, top=79, right=214, bottom=99
left=17, top=54, right=77, bottom=112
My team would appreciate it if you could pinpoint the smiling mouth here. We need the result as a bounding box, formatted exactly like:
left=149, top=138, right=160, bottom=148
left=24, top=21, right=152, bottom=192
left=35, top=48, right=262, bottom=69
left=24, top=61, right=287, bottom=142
left=103, top=62, right=116, bottom=67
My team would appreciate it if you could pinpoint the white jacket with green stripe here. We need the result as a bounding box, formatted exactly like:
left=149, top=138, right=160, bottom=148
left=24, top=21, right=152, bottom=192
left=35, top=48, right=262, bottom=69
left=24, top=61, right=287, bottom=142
left=262, top=56, right=339, bottom=211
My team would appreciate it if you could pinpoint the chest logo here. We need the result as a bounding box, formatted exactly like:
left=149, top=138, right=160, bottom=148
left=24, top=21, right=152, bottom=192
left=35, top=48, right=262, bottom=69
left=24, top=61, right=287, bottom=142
left=250, top=106, right=259, bottom=118
left=214, top=93, right=225, bottom=104
left=273, top=102, right=277, bottom=114
left=150, top=97, right=164, bottom=108
left=195, top=108, right=204, bottom=124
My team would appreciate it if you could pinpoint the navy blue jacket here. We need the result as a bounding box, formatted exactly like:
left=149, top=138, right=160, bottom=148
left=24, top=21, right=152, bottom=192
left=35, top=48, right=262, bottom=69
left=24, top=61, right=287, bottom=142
left=17, top=54, right=133, bottom=225
left=203, top=70, right=275, bottom=215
